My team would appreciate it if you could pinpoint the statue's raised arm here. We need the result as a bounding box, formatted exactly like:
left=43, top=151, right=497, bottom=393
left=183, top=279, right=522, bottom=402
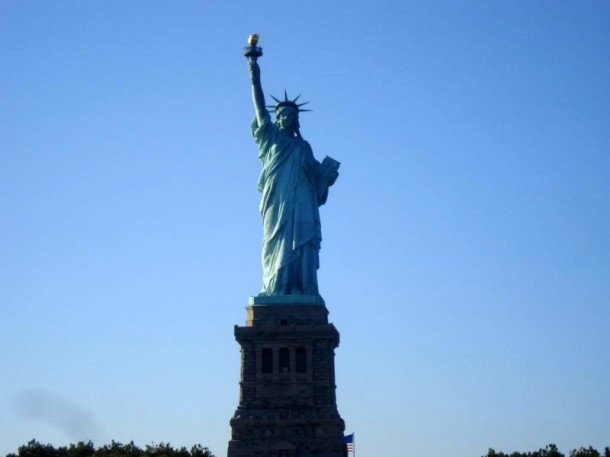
left=244, top=34, right=266, bottom=125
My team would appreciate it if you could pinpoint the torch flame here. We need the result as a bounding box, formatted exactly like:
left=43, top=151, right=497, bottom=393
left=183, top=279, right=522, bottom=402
left=248, top=34, right=259, bottom=46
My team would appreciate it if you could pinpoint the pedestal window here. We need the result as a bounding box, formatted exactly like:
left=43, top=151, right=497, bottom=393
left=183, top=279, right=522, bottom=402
left=296, top=347, right=307, bottom=373
left=262, top=348, right=273, bottom=374
left=279, top=347, right=290, bottom=373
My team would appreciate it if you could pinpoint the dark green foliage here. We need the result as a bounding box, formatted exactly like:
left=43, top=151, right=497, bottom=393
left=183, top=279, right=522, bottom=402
left=532, top=443, right=565, bottom=457
left=574, top=446, right=610, bottom=457
left=5, top=441, right=214, bottom=457
left=484, top=444, right=609, bottom=457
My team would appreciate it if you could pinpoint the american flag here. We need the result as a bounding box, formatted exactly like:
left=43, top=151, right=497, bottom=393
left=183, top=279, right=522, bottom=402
left=344, top=433, right=354, bottom=453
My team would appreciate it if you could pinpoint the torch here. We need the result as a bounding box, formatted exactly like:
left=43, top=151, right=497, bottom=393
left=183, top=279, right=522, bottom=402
left=243, top=34, right=263, bottom=61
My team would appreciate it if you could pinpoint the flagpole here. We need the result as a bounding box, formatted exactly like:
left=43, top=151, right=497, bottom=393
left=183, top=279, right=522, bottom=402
left=353, top=432, right=355, bottom=457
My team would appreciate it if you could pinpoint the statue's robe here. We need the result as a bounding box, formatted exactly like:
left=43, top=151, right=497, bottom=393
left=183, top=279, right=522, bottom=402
left=252, top=112, right=329, bottom=295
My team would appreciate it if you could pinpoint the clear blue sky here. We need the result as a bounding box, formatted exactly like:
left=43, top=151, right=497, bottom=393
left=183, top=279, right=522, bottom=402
left=1, top=1, right=609, bottom=456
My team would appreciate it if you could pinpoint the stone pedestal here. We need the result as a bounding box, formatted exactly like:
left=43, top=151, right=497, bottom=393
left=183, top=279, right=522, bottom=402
left=227, top=295, right=346, bottom=457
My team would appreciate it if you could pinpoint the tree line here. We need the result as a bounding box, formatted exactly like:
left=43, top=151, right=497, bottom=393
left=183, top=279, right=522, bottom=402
left=483, top=443, right=610, bottom=457
left=5, top=440, right=215, bottom=457
left=6, top=440, right=609, bottom=457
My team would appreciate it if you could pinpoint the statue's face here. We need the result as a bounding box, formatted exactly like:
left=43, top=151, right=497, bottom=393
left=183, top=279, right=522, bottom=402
left=276, top=107, right=299, bottom=132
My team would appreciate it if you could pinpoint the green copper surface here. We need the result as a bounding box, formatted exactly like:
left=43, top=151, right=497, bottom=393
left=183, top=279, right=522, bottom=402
left=245, top=37, right=340, bottom=297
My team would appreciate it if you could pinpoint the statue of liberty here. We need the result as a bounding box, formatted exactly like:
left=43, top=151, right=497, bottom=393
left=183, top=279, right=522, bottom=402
left=245, top=35, right=340, bottom=296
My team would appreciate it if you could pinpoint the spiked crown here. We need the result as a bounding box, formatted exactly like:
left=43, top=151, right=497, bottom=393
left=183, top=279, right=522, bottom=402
left=267, top=90, right=311, bottom=113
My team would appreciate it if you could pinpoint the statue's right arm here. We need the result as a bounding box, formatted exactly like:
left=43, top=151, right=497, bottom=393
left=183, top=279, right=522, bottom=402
left=249, top=60, right=267, bottom=125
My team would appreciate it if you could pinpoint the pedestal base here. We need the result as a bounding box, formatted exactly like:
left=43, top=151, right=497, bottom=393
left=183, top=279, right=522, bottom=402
left=228, top=297, right=345, bottom=457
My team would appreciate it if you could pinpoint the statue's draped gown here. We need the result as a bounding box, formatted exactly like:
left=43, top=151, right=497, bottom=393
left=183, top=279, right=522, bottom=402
left=252, top=112, right=328, bottom=295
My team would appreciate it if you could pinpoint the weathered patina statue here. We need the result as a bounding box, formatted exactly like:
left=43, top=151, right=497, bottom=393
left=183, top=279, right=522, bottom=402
left=244, top=35, right=340, bottom=296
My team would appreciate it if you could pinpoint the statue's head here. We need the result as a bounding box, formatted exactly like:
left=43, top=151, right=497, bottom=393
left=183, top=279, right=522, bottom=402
left=268, top=91, right=310, bottom=135
left=276, top=106, right=300, bottom=133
